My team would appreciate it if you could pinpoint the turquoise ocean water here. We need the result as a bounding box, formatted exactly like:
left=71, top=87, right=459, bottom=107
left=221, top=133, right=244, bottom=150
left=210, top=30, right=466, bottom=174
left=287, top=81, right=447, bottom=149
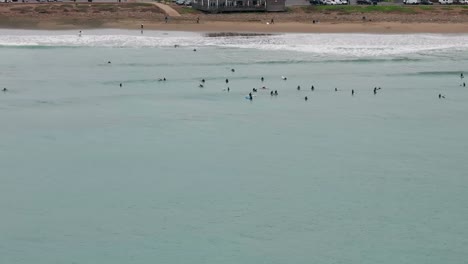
left=1, top=29, right=468, bottom=263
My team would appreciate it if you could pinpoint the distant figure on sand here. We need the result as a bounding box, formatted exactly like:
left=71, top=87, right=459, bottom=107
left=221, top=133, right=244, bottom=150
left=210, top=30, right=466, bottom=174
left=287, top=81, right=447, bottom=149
left=165, top=16, right=168, bottom=23
left=140, top=24, right=144, bottom=30
left=196, top=17, right=200, bottom=24
left=271, top=18, right=275, bottom=24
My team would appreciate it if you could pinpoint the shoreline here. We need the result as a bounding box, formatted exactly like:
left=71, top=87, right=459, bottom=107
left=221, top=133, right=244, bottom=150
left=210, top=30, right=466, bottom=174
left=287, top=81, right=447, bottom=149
left=2, top=20, right=468, bottom=34
left=1, top=3, right=468, bottom=34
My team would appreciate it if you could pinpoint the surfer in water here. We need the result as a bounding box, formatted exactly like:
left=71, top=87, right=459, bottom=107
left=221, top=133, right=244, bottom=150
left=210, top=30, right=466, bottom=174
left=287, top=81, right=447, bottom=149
left=274, top=90, right=278, bottom=96
left=2, top=88, right=7, bottom=92
left=261, top=77, right=264, bottom=82
left=305, top=96, right=308, bottom=101
left=352, top=89, right=354, bottom=96
left=311, top=85, right=314, bottom=91
left=248, top=93, right=253, bottom=100
left=120, top=83, right=122, bottom=87
left=297, top=85, right=301, bottom=91
left=78, top=30, right=82, bottom=37
left=225, top=78, right=229, bottom=84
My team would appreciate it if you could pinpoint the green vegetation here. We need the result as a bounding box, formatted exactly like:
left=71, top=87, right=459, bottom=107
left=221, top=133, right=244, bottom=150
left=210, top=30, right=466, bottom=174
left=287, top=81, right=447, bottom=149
left=124, top=2, right=154, bottom=7
left=304, top=5, right=417, bottom=13
left=418, top=5, right=433, bottom=10
left=177, top=7, right=201, bottom=14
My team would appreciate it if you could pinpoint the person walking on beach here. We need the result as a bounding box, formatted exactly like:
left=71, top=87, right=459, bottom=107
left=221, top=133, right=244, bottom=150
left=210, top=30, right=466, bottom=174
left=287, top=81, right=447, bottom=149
left=141, top=24, right=144, bottom=30
left=165, top=16, right=168, bottom=24
left=270, top=18, right=275, bottom=24
left=78, top=30, right=82, bottom=37
left=196, top=17, right=200, bottom=24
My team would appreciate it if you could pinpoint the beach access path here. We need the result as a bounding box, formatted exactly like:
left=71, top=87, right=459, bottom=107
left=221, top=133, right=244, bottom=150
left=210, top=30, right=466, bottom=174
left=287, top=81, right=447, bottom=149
left=151, top=2, right=181, bottom=17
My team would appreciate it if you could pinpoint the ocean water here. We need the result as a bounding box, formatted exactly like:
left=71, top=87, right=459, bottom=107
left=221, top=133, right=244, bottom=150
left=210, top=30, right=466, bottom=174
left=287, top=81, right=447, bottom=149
left=1, top=29, right=468, bottom=264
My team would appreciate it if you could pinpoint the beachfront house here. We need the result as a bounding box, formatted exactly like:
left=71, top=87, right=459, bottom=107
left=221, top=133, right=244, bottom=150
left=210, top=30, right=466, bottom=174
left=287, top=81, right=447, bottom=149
left=193, top=0, right=285, bottom=13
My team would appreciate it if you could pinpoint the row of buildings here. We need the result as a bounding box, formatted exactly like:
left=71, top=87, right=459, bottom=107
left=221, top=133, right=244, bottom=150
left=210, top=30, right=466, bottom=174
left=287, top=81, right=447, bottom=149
left=192, top=0, right=286, bottom=12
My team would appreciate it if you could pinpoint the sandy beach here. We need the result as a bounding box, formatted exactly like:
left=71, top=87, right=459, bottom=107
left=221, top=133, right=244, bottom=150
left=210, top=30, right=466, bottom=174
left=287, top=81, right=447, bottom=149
left=1, top=3, right=468, bottom=33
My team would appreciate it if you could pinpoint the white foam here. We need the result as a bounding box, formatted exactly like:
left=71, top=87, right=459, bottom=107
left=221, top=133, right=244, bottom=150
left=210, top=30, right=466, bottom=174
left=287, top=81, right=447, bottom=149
left=1, top=29, right=468, bottom=58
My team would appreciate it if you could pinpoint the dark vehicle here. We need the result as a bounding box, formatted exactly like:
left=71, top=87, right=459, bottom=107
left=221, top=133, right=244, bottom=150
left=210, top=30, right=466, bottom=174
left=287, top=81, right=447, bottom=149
left=357, top=0, right=372, bottom=4
left=309, top=0, right=321, bottom=4
left=420, top=0, right=433, bottom=4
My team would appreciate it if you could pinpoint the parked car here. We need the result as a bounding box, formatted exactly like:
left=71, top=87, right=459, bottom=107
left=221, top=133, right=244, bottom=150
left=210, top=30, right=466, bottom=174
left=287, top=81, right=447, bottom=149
left=420, top=0, right=433, bottom=4
left=184, top=0, right=192, bottom=5
left=438, top=0, right=453, bottom=4
left=458, top=0, right=468, bottom=4
left=357, top=0, right=372, bottom=4
left=340, top=0, right=348, bottom=4
left=404, top=0, right=419, bottom=4
left=176, top=0, right=185, bottom=4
